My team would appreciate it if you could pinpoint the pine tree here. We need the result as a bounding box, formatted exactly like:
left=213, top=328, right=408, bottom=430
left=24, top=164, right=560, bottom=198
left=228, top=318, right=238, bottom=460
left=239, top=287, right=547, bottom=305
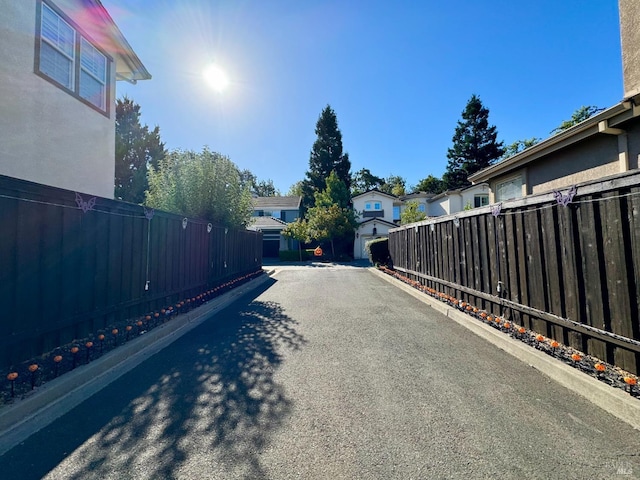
left=303, top=105, right=351, bottom=209
left=443, top=95, right=504, bottom=190
left=114, top=96, right=165, bottom=203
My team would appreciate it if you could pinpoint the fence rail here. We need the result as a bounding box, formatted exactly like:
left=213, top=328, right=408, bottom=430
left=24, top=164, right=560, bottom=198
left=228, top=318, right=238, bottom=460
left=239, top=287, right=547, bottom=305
left=388, top=170, right=640, bottom=374
left=0, top=175, right=262, bottom=368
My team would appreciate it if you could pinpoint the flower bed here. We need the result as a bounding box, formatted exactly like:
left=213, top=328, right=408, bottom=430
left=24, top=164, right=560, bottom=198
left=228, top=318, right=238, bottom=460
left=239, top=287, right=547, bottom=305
left=1, top=270, right=264, bottom=406
left=378, top=265, right=639, bottom=399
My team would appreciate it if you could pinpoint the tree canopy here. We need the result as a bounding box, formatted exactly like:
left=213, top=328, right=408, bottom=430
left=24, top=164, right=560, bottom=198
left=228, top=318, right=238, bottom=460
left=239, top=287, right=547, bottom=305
left=146, top=148, right=253, bottom=229
left=400, top=201, right=427, bottom=225
left=413, top=175, right=445, bottom=194
left=114, top=96, right=165, bottom=203
left=550, top=105, right=604, bottom=135
left=502, top=137, right=541, bottom=159
left=443, top=94, right=504, bottom=190
left=351, top=168, right=385, bottom=196
left=302, top=105, right=351, bottom=209
left=379, top=175, right=407, bottom=197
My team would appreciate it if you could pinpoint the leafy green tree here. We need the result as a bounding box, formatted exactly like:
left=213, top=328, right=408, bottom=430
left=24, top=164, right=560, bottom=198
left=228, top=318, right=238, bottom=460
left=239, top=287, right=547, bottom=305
left=379, top=175, right=406, bottom=196
left=287, top=181, right=304, bottom=197
left=254, top=179, right=280, bottom=197
left=305, top=173, right=357, bottom=258
left=306, top=204, right=357, bottom=258
left=146, top=148, right=253, bottom=228
left=400, top=201, right=427, bottom=225
left=551, top=105, right=604, bottom=135
left=443, top=94, right=504, bottom=190
left=351, top=168, right=385, bottom=196
left=281, top=218, right=310, bottom=261
left=114, top=96, right=165, bottom=203
left=414, top=175, right=445, bottom=194
left=303, top=105, right=351, bottom=208
left=502, top=137, right=541, bottom=159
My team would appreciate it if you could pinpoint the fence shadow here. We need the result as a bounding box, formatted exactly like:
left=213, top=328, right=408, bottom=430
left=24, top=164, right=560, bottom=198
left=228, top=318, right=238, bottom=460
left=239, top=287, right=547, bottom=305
left=0, top=283, right=306, bottom=479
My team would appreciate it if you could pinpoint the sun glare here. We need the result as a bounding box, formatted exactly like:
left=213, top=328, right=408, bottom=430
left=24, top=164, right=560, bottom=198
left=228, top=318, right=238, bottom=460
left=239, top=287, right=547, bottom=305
left=202, top=64, right=229, bottom=92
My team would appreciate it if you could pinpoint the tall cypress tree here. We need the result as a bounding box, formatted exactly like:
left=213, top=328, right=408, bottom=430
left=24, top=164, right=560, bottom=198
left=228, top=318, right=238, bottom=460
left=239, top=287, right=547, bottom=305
left=114, top=96, right=166, bottom=203
left=302, top=105, right=351, bottom=209
left=443, top=95, right=504, bottom=191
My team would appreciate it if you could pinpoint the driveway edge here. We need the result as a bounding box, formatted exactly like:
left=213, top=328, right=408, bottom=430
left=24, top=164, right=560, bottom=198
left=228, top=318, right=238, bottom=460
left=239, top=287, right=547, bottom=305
left=370, top=267, right=640, bottom=431
left=0, top=272, right=273, bottom=456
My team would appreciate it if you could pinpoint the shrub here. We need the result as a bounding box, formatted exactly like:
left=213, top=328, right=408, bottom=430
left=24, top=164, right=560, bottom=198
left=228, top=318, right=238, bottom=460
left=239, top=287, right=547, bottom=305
left=279, top=250, right=311, bottom=262
left=366, top=238, right=391, bottom=266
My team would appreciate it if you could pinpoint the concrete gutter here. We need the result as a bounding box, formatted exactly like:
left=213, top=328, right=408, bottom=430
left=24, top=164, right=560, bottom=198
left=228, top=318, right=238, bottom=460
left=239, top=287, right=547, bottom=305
left=0, top=271, right=274, bottom=456
left=370, top=267, right=640, bottom=431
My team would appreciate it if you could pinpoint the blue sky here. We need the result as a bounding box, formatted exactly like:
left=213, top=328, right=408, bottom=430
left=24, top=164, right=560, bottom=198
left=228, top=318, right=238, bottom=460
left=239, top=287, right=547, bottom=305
left=101, top=0, right=623, bottom=193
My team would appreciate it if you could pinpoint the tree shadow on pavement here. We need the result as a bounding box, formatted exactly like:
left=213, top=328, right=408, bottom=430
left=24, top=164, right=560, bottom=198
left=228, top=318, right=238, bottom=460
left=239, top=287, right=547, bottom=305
left=0, top=283, right=306, bottom=480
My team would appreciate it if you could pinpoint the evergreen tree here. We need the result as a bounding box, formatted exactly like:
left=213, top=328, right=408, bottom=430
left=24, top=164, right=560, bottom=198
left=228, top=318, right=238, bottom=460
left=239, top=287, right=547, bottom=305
left=351, top=168, right=385, bottom=196
left=443, top=95, right=504, bottom=190
left=114, top=96, right=165, bottom=203
left=303, top=105, right=351, bottom=209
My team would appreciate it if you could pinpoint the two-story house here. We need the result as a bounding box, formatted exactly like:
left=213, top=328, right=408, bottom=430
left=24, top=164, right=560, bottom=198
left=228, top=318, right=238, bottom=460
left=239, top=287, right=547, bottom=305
left=0, top=0, right=150, bottom=198
left=248, top=196, right=302, bottom=257
left=352, top=189, right=398, bottom=259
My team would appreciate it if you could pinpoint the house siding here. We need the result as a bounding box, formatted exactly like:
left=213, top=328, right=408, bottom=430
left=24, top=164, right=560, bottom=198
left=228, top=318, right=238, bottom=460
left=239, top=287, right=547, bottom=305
left=0, top=0, right=117, bottom=199
left=526, top=134, right=619, bottom=195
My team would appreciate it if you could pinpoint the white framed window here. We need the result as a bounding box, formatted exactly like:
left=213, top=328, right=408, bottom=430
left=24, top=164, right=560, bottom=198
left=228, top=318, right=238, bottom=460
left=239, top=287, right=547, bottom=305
left=474, top=194, right=489, bottom=208
left=393, top=206, right=401, bottom=220
left=36, top=1, right=110, bottom=114
left=365, top=202, right=372, bottom=210
left=374, top=202, right=381, bottom=210
left=495, top=175, right=523, bottom=202
left=418, top=204, right=426, bottom=212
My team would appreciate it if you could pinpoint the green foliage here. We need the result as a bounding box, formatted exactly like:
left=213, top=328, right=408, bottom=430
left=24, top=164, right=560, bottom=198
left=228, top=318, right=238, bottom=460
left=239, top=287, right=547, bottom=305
left=287, top=181, right=304, bottom=197
left=114, top=96, right=166, bottom=203
left=351, top=168, right=385, bottom=196
left=315, top=171, right=350, bottom=209
left=551, top=105, right=604, bottom=135
left=413, top=175, right=445, bottom=194
left=145, top=148, right=253, bottom=229
left=279, top=250, right=311, bottom=261
left=400, top=201, right=427, bottom=225
left=379, top=175, right=406, bottom=197
left=443, top=94, right=504, bottom=191
left=281, top=218, right=310, bottom=261
left=306, top=203, right=357, bottom=257
left=366, top=238, right=391, bottom=266
left=239, top=170, right=280, bottom=197
left=502, top=137, right=541, bottom=159
left=303, top=105, right=351, bottom=209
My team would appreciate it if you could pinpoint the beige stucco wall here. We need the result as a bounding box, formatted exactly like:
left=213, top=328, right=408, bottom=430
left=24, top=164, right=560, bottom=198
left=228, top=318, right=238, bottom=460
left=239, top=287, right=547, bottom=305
left=0, top=0, right=116, bottom=198
left=620, top=0, right=640, bottom=98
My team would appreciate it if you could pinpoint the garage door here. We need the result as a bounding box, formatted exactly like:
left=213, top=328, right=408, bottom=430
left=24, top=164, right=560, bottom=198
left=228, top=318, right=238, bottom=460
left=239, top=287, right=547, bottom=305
left=263, top=240, right=280, bottom=258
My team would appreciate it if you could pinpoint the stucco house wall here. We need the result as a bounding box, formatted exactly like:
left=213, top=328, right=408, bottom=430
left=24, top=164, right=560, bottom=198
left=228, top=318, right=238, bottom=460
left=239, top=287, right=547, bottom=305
left=0, top=0, right=149, bottom=199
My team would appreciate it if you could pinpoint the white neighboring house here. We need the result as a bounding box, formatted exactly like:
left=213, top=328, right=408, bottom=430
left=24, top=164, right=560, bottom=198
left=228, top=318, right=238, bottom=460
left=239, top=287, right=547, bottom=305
left=0, top=0, right=150, bottom=198
left=352, top=189, right=398, bottom=260
left=428, top=183, right=490, bottom=216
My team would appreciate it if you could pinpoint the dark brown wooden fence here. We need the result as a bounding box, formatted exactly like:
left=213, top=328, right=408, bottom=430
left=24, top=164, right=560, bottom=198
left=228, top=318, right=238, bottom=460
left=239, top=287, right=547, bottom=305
left=0, top=175, right=262, bottom=368
left=388, top=170, right=640, bottom=374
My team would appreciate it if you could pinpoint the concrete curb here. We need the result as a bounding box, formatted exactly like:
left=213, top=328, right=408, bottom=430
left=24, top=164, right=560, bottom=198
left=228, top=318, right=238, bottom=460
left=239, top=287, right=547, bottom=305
left=369, top=267, right=640, bottom=431
left=0, top=272, right=274, bottom=456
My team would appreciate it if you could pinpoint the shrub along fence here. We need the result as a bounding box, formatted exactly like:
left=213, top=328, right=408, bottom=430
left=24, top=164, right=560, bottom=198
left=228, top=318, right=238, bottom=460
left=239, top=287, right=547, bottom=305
left=0, top=175, right=262, bottom=368
left=388, top=170, right=640, bottom=374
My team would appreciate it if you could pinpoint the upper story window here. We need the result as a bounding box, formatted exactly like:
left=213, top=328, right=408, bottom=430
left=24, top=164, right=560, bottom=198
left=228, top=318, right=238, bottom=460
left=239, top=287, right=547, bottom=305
left=474, top=195, right=489, bottom=208
left=393, top=206, right=401, bottom=220
left=418, top=204, right=426, bottom=212
left=365, top=202, right=371, bottom=210
left=36, top=2, right=110, bottom=114
left=374, top=202, right=381, bottom=210
left=495, top=176, right=523, bottom=202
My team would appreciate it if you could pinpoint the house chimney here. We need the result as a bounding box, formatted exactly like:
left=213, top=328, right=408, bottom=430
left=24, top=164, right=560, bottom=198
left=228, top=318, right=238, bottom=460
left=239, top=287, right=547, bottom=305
left=619, top=0, right=640, bottom=98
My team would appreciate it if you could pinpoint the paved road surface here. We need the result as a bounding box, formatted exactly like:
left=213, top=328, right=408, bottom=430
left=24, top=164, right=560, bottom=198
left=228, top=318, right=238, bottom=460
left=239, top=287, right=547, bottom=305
left=1, top=264, right=640, bottom=479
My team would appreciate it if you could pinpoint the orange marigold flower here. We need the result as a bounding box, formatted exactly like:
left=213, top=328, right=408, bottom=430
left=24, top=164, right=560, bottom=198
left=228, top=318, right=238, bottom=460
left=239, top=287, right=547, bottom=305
left=98, top=334, right=105, bottom=341
left=112, top=329, right=119, bottom=335
left=550, top=341, right=559, bottom=348
left=70, top=346, right=79, bottom=354
left=7, top=372, right=18, bottom=381
left=85, top=342, right=93, bottom=348
left=53, top=355, right=63, bottom=363
left=571, top=353, right=582, bottom=362
left=503, top=322, right=511, bottom=329
left=594, top=363, right=606, bottom=372
left=535, top=334, right=544, bottom=342
left=28, top=364, right=39, bottom=372
left=624, top=377, right=637, bottom=386
left=518, top=327, right=526, bottom=334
